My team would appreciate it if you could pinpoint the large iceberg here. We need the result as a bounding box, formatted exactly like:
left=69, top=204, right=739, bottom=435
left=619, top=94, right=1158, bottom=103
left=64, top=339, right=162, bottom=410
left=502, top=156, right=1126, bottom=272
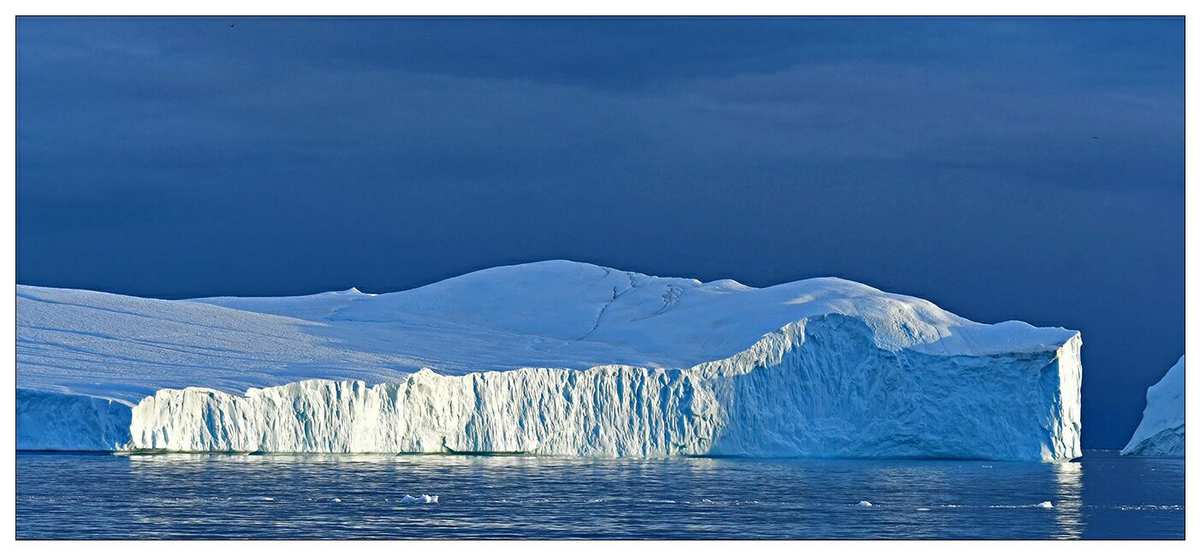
left=16, top=260, right=1082, bottom=461
left=1121, top=356, right=1185, bottom=457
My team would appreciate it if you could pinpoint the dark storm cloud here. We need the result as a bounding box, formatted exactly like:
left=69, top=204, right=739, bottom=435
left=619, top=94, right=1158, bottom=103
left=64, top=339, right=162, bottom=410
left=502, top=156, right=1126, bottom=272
left=16, top=17, right=1183, bottom=448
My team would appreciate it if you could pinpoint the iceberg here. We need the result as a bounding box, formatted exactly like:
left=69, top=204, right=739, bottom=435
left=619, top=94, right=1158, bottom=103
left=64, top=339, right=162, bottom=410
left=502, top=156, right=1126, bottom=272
left=16, top=260, right=1082, bottom=461
left=1121, top=356, right=1184, bottom=457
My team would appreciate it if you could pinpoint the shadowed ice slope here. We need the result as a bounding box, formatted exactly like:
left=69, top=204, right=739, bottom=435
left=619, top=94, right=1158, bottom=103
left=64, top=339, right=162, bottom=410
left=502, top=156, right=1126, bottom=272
left=17, top=260, right=1082, bottom=460
left=1122, top=356, right=1184, bottom=457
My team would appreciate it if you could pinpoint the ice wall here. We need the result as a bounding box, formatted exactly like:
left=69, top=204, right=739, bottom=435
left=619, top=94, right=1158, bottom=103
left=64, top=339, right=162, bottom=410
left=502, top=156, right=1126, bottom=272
left=127, top=316, right=1083, bottom=461
left=16, top=389, right=133, bottom=451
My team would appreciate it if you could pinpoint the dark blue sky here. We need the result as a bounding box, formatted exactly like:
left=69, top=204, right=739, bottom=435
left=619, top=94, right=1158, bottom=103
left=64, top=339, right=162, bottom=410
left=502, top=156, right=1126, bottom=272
left=16, top=17, right=1183, bottom=448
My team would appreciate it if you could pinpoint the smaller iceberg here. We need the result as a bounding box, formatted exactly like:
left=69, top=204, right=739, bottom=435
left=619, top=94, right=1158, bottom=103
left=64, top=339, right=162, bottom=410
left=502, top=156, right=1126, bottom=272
left=1121, top=356, right=1184, bottom=457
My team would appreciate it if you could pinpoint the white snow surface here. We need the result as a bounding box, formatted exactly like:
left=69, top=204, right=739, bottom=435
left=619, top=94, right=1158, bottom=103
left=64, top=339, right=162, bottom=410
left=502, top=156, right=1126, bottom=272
left=1121, top=356, right=1184, bottom=457
left=16, top=260, right=1083, bottom=460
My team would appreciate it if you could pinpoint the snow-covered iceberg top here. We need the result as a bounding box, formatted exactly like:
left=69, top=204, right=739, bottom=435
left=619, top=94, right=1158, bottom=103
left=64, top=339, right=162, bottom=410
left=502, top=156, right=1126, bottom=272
left=16, top=260, right=1083, bottom=461
left=1122, top=356, right=1184, bottom=457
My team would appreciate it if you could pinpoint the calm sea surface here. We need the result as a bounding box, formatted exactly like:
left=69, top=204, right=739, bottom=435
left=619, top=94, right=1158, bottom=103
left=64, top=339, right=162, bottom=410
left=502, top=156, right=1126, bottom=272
left=15, top=450, right=1183, bottom=539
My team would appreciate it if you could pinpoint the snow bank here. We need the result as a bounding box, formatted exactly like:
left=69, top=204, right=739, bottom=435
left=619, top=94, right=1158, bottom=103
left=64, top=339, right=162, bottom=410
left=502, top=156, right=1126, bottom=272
left=18, top=260, right=1084, bottom=461
left=1121, top=356, right=1184, bottom=457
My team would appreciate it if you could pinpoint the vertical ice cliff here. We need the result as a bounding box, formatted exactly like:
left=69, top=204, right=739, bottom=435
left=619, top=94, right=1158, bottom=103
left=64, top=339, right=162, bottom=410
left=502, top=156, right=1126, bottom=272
left=1122, top=356, right=1184, bottom=457
left=127, top=316, right=1082, bottom=461
left=18, top=260, right=1083, bottom=460
left=16, top=390, right=132, bottom=451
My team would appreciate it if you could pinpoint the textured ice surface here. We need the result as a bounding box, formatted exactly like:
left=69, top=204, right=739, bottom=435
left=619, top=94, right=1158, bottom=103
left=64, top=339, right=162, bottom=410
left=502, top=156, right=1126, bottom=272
left=1122, top=356, right=1184, bottom=457
left=16, top=389, right=132, bottom=451
left=17, top=260, right=1083, bottom=460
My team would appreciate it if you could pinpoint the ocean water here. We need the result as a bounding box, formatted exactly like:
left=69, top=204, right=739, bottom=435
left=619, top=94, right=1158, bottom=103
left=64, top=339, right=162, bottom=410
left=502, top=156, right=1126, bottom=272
left=16, top=450, right=1183, bottom=539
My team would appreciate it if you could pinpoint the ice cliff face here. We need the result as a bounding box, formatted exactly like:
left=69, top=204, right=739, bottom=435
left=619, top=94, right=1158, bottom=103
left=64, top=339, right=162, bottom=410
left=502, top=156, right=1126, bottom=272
left=17, top=260, right=1083, bottom=461
left=1122, top=356, right=1184, bottom=457
left=129, top=319, right=1081, bottom=460
left=16, top=390, right=132, bottom=451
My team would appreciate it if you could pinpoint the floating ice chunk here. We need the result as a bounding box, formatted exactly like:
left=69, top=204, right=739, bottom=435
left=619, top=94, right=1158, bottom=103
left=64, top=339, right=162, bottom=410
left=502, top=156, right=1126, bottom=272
left=858, top=500, right=873, bottom=507
left=399, top=494, right=439, bottom=504
left=990, top=502, right=1054, bottom=509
